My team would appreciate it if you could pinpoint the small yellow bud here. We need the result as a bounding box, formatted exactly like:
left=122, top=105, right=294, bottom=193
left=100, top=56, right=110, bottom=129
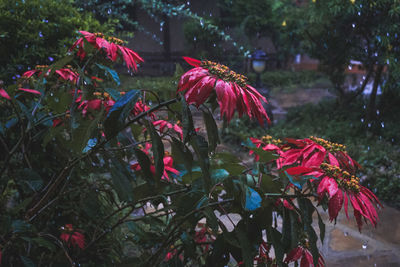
left=282, top=20, right=287, bottom=27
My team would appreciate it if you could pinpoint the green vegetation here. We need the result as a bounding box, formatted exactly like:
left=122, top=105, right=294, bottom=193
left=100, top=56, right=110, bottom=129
left=0, top=0, right=115, bottom=85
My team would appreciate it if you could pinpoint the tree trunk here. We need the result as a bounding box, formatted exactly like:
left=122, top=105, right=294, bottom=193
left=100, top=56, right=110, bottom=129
left=367, top=64, right=384, bottom=121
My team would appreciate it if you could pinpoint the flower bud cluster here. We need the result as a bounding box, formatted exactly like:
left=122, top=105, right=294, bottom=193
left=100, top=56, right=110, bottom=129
left=261, top=135, right=282, bottom=145
left=320, top=163, right=360, bottom=192
left=309, top=136, right=346, bottom=152
left=201, top=60, right=248, bottom=87
left=94, top=32, right=124, bottom=45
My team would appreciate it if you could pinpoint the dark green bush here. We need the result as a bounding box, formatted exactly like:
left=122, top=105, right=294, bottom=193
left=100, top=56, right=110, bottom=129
left=0, top=0, right=115, bottom=85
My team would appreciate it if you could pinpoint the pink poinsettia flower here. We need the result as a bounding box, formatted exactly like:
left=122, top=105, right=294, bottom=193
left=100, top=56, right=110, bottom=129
left=131, top=100, right=156, bottom=120
left=70, top=31, right=144, bottom=72
left=153, top=120, right=183, bottom=139
left=254, top=241, right=274, bottom=265
left=285, top=163, right=381, bottom=231
left=0, top=88, right=10, bottom=100
left=278, top=136, right=360, bottom=170
left=178, top=57, right=270, bottom=125
left=284, top=246, right=325, bottom=267
left=60, top=224, right=85, bottom=249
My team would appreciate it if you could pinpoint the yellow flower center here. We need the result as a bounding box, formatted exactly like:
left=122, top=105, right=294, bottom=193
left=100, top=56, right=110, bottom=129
left=201, top=60, right=248, bottom=87
left=320, top=163, right=360, bottom=192
left=35, top=65, right=49, bottom=70
left=94, top=32, right=125, bottom=45
left=261, top=135, right=282, bottom=145
left=309, top=136, right=346, bottom=152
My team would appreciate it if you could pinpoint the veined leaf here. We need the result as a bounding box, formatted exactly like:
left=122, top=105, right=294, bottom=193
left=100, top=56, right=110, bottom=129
left=104, top=90, right=140, bottom=139
left=202, top=108, right=220, bottom=153
left=96, top=63, right=121, bottom=85
left=146, top=120, right=164, bottom=180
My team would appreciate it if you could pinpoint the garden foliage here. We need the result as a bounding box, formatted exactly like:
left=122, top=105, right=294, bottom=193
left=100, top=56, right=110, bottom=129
left=0, top=31, right=382, bottom=266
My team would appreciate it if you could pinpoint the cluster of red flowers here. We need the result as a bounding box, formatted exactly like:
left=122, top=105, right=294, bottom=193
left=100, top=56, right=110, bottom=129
left=250, top=135, right=381, bottom=231
left=178, top=57, right=270, bottom=125
left=23, top=64, right=79, bottom=84
left=284, top=245, right=325, bottom=267
left=60, top=224, right=85, bottom=249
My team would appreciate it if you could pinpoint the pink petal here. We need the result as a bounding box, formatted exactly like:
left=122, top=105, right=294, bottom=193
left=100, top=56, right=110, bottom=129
left=183, top=56, right=201, bottom=67
left=0, top=88, right=11, bottom=100
left=18, top=88, right=42, bottom=95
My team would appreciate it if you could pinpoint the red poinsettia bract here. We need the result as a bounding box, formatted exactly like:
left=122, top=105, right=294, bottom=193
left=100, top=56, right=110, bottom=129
left=285, top=163, right=381, bottom=231
left=70, top=31, right=144, bottom=72
left=284, top=246, right=325, bottom=267
left=153, top=120, right=183, bottom=140
left=278, top=136, right=360, bottom=170
left=60, top=224, right=85, bottom=249
left=0, top=88, right=10, bottom=100
left=23, top=65, right=79, bottom=83
left=249, top=135, right=282, bottom=161
left=178, top=57, right=270, bottom=125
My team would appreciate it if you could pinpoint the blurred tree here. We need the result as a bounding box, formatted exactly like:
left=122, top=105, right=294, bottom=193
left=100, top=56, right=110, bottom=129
left=0, top=0, right=115, bottom=85
left=218, top=0, right=304, bottom=68
left=299, top=0, right=400, bottom=120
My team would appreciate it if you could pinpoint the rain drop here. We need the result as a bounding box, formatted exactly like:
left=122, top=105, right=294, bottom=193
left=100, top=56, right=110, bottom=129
left=361, top=118, right=364, bottom=123
left=344, top=232, right=348, bottom=236
left=348, top=65, right=352, bottom=70
left=39, top=31, right=43, bottom=37
left=362, top=243, right=367, bottom=249
left=200, top=19, right=204, bottom=27
left=193, top=36, right=197, bottom=41
left=381, top=122, right=385, bottom=128
left=48, top=56, right=54, bottom=62
left=213, top=43, right=216, bottom=47
left=376, top=110, right=380, bottom=115
left=387, top=59, right=390, bottom=65
left=357, top=11, right=361, bottom=16
left=352, top=23, right=356, bottom=28
left=107, top=9, right=112, bottom=14
left=368, top=123, right=371, bottom=128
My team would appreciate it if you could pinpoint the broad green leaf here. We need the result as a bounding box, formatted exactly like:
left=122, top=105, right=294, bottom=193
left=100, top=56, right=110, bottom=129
left=134, top=148, right=156, bottom=186
left=12, top=220, right=32, bottom=233
left=104, top=90, right=140, bottom=139
left=190, top=135, right=211, bottom=191
left=105, top=88, right=122, bottom=101
left=244, top=187, right=262, bottom=211
left=146, top=120, right=164, bottom=180
left=170, top=137, right=193, bottom=174
left=316, top=209, right=326, bottom=244
left=248, top=147, right=279, bottom=162
left=96, top=63, right=121, bottom=85
left=202, top=109, right=220, bottom=153
left=110, top=158, right=134, bottom=202
left=210, top=169, right=229, bottom=183
left=20, top=256, right=36, bottom=267
left=181, top=97, right=194, bottom=143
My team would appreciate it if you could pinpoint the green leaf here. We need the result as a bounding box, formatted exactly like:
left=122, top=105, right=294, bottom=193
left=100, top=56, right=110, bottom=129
left=146, top=120, right=164, bottom=180
left=281, top=208, right=291, bottom=250
left=202, top=109, right=220, bottom=153
left=248, top=147, right=279, bottom=162
left=12, top=220, right=32, bottom=233
left=244, top=187, right=262, bottom=211
left=170, top=137, right=193, bottom=174
left=134, top=148, right=156, bottom=186
left=47, top=55, right=74, bottom=77
left=269, top=227, right=284, bottom=266
left=20, top=256, right=36, bottom=267
left=104, top=90, right=140, bottom=139
left=316, top=209, right=326, bottom=243
left=105, top=88, right=122, bottom=101
left=96, top=63, right=121, bottom=85
left=32, top=237, right=56, bottom=252
left=298, top=198, right=319, bottom=266
left=190, top=135, right=211, bottom=192
left=181, top=97, right=194, bottom=143
left=110, top=158, right=135, bottom=202
left=210, top=169, right=229, bottom=183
